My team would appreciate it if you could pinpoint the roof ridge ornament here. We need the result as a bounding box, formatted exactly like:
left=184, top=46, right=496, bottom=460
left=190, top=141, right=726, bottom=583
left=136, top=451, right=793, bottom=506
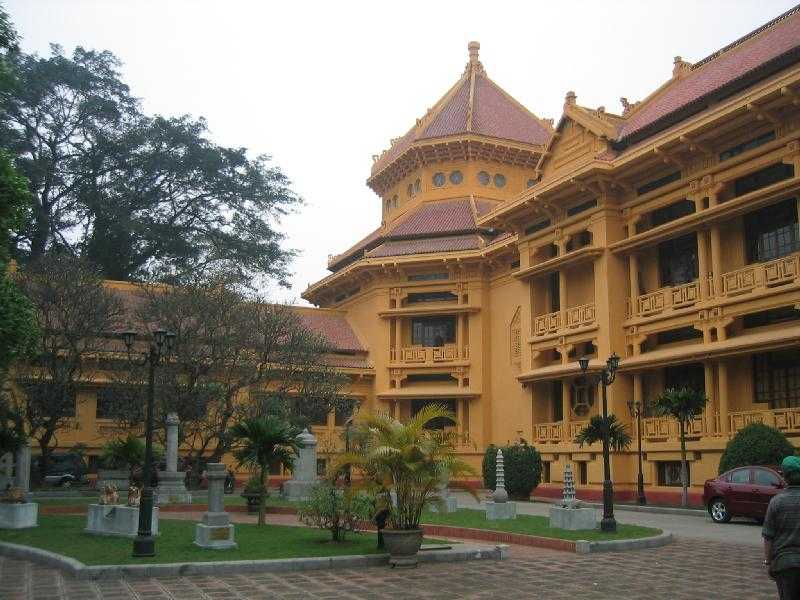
left=466, top=41, right=484, bottom=74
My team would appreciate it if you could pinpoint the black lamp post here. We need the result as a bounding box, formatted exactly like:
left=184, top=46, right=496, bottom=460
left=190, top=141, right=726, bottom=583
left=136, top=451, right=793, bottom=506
left=578, top=352, right=620, bottom=533
left=344, top=417, right=353, bottom=486
left=120, top=328, right=175, bottom=558
left=627, top=399, right=647, bottom=506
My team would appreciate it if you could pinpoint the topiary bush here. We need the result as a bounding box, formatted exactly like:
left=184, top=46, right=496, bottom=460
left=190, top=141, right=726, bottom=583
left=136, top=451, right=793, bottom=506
left=482, top=441, right=542, bottom=500
left=718, top=423, right=796, bottom=474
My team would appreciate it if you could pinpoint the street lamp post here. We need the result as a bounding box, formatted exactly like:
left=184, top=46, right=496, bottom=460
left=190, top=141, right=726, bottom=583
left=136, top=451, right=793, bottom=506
left=578, top=352, right=620, bottom=533
left=344, top=417, right=353, bottom=486
left=627, top=399, right=647, bottom=506
left=120, top=328, right=175, bottom=558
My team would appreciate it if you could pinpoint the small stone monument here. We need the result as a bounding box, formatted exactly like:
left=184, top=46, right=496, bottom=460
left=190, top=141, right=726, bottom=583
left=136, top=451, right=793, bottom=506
left=485, top=449, right=516, bottom=520
left=548, top=463, right=597, bottom=530
left=86, top=487, right=158, bottom=538
left=14, top=441, right=31, bottom=500
left=156, top=413, right=192, bottom=504
left=194, top=463, right=236, bottom=549
left=429, top=473, right=457, bottom=513
left=0, top=442, right=37, bottom=529
left=282, top=428, right=318, bottom=501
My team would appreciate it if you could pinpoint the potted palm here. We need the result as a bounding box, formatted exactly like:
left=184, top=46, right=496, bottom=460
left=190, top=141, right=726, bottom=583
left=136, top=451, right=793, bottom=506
left=228, top=416, right=300, bottom=525
left=338, top=404, right=476, bottom=567
left=241, top=476, right=267, bottom=514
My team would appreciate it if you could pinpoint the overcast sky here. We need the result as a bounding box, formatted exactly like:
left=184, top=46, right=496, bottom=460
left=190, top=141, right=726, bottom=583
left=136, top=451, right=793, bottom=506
left=8, top=0, right=797, bottom=304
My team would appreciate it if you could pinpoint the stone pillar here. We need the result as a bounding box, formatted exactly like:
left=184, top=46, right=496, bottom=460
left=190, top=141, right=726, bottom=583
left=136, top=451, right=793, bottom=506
left=194, top=463, right=236, bottom=549
left=558, top=270, right=567, bottom=327
left=485, top=449, right=516, bottom=520
left=718, top=360, right=730, bottom=434
left=14, top=441, right=31, bottom=499
left=282, top=429, right=318, bottom=501
left=629, top=253, right=640, bottom=312
left=561, top=380, right=571, bottom=424
left=710, top=226, right=723, bottom=297
left=704, top=362, right=717, bottom=435
left=697, top=230, right=710, bottom=300
left=156, top=413, right=191, bottom=504
left=0, top=452, right=13, bottom=490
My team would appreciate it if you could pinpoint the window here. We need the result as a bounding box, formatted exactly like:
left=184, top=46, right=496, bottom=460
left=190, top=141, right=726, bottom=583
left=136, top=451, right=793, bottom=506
left=334, top=403, right=353, bottom=426
left=19, top=381, right=77, bottom=418
left=478, top=171, right=490, bottom=186
left=744, top=306, right=800, bottom=329
left=96, top=385, right=143, bottom=420
left=566, top=199, right=597, bottom=217
left=754, top=351, right=800, bottom=409
left=570, top=381, right=595, bottom=417
left=552, top=381, right=564, bottom=421
left=407, top=183, right=414, bottom=197
left=744, top=198, right=799, bottom=263
left=728, top=469, right=750, bottom=484
left=720, top=130, right=775, bottom=161
left=526, top=178, right=537, bottom=188
left=411, top=399, right=456, bottom=429
left=548, top=272, right=560, bottom=312
left=309, top=411, right=328, bottom=426
left=406, top=373, right=456, bottom=383
left=577, top=462, right=588, bottom=485
left=414, top=178, right=421, bottom=193
left=650, top=199, right=695, bottom=228
left=734, top=163, right=794, bottom=197
left=316, top=459, right=327, bottom=476
left=408, top=272, right=449, bottom=282
left=407, top=291, right=457, bottom=303
left=542, top=462, right=551, bottom=483
left=657, top=461, right=688, bottom=486
left=494, top=173, right=506, bottom=188
left=449, top=170, right=463, bottom=185
left=525, top=219, right=550, bottom=236
left=664, top=363, right=705, bottom=393
left=753, top=468, right=781, bottom=487
left=510, top=308, right=521, bottom=365
left=656, top=326, right=702, bottom=345
left=637, top=171, right=681, bottom=196
left=433, top=172, right=446, bottom=186
left=658, top=233, right=698, bottom=286
left=411, top=316, right=456, bottom=347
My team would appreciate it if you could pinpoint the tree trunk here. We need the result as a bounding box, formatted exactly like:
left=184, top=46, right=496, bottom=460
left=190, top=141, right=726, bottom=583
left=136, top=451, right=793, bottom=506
left=37, top=437, right=52, bottom=486
left=258, top=464, right=266, bottom=526
left=679, top=420, right=688, bottom=508
left=28, top=204, right=50, bottom=261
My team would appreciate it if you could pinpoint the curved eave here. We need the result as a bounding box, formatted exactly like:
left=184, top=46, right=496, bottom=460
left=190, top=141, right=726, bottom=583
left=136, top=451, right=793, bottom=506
left=367, top=134, right=546, bottom=196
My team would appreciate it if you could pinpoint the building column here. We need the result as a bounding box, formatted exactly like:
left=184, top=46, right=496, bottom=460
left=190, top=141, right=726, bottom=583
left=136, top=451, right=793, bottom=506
left=628, top=253, right=640, bottom=315
left=697, top=229, right=710, bottom=301
left=558, top=270, right=567, bottom=327
left=718, top=360, right=729, bottom=434
left=710, top=226, right=723, bottom=298
left=704, top=362, right=716, bottom=434
left=561, top=379, right=571, bottom=424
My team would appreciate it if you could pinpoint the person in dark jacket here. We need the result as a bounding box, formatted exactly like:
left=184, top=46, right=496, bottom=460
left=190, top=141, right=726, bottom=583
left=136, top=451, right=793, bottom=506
left=763, top=455, right=800, bottom=599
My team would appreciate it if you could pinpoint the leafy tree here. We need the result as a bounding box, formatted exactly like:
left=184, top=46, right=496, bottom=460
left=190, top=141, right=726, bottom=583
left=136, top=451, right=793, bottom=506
left=483, top=442, right=542, bottom=500
left=574, top=414, right=632, bottom=451
left=653, top=387, right=708, bottom=507
left=228, top=416, right=300, bottom=526
left=105, top=277, right=348, bottom=485
left=12, top=255, right=123, bottom=480
left=338, top=405, right=477, bottom=531
left=719, top=423, right=796, bottom=474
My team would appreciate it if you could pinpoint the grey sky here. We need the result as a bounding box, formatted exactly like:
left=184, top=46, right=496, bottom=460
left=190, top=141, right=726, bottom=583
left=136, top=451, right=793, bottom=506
left=7, top=0, right=797, bottom=304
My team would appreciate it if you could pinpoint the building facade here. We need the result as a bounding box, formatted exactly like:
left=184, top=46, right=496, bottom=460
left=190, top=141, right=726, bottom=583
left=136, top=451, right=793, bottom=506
left=303, top=7, right=800, bottom=505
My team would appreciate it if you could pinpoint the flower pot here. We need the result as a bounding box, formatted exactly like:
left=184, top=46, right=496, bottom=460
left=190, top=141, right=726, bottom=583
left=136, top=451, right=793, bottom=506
left=241, top=492, right=262, bottom=514
left=382, top=528, right=423, bottom=567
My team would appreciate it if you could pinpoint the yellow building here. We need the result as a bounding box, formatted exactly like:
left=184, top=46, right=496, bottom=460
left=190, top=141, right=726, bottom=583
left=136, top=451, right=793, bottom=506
left=302, top=7, right=800, bottom=506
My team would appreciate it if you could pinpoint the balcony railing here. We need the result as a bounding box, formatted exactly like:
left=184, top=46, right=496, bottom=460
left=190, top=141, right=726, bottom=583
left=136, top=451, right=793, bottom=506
left=633, top=280, right=700, bottom=318
left=532, top=420, right=588, bottom=443
left=729, top=407, right=800, bottom=435
left=641, top=415, right=708, bottom=440
left=721, top=252, right=800, bottom=298
left=533, top=303, right=596, bottom=337
left=389, top=345, right=469, bottom=364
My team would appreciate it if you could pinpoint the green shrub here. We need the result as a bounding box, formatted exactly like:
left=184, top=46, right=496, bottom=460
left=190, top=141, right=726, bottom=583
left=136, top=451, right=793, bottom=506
left=482, top=441, right=542, bottom=500
left=100, top=434, right=163, bottom=471
left=297, top=482, right=373, bottom=541
left=243, top=476, right=267, bottom=496
left=718, top=423, right=796, bottom=474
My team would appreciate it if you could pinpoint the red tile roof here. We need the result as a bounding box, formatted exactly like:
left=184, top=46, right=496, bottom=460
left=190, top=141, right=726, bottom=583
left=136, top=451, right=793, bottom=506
left=618, top=6, right=800, bottom=142
left=388, top=198, right=477, bottom=237
left=296, top=311, right=365, bottom=352
left=366, top=234, right=483, bottom=258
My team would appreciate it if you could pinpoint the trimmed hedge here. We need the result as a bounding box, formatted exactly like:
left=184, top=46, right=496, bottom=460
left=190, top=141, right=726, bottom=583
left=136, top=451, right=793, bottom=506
left=482, top=442, right=542, bottom=500
left=718, top=423, right=796, bottom=474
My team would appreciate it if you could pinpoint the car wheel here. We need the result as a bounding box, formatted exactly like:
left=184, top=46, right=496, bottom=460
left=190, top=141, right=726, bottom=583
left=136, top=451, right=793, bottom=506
left=709, top=498, right=731, bottom=523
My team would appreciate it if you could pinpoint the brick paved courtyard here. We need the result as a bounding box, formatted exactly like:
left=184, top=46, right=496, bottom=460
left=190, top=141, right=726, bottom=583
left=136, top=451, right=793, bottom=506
left=0, top=538, right=775, bottom=600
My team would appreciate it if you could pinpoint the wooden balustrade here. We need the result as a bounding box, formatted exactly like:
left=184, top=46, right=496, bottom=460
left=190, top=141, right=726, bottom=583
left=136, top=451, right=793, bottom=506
left=721, top=252, right=800, bottom=297
left=565, top=302, right=596, bottom=329
left=532, top=420, right=588, bottom=443
left=729, top=407, right=800, bottom=435
left=533, top=310, right=561, bottom=337
left=641, top=415, right=707, bottom=440
left=634, top=280, right=700, bottom=317
left=389, top=345, right=468, bottom=364
left=533, top=303, right=595, bottom=337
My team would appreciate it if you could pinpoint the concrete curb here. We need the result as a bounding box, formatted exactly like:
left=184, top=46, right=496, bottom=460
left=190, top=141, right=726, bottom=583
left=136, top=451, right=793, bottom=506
left=574, top=531, right=673, bottom=554
left=0, top=541, right=507, bottom=580
left=531, top=497, right=707, bottom=517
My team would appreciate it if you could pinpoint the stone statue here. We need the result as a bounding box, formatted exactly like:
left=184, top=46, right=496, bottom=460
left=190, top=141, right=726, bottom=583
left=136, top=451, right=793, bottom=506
left=1, top=487, right=25, bottom=504
left=99, top=484, right=119, bottom=506
left=485, top=449, right=516, bottom=520
left=127, top=484, right=141, bottom=507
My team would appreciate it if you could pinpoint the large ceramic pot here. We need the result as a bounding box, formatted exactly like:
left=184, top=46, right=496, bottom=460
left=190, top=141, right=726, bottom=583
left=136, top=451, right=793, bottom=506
left=241, top=492, right=261, bottom=514
left=382, top=528, right=423, bottom=567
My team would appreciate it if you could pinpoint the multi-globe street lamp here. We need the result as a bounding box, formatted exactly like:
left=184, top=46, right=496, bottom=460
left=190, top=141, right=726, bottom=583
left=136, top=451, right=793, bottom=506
left=627, top=399, right=647, bottom=506
left=120, top=328, right=175, bottom=558
left=578, top=352, right=620, bottom=533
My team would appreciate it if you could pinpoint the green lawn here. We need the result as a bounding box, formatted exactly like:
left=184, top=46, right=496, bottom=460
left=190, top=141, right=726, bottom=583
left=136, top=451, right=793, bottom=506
left=421, top=509, right=660, bottom=541
left=35, top=494, right=299, bottom=508
left=0, top=515, right=386, bottom=565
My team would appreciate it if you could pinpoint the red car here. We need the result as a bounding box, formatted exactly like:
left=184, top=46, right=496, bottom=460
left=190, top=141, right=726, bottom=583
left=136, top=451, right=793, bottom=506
left=703, top=466, right=786, bottom=523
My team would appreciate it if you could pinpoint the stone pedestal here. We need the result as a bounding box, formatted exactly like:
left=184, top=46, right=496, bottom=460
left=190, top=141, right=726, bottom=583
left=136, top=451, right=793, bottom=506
left=97, top=469, right=130, bottom=492
left=0, top=503, right=38, bottom=529
left=549, top=505, right=597, bottom=530
left=194, top=463, right=236, bottom=549
left=429, top=477, right=458, bottom=513
left=85, top=504, right=158, bottom=538
left=0, top=452, right=13, bottom=490
left=282, top=429, right=318, bottom=501
left=156, top=471, right=192, bottom=504
left=485, top=501, right=517, bottom=520
left=15, top=442, right=31, bottom=500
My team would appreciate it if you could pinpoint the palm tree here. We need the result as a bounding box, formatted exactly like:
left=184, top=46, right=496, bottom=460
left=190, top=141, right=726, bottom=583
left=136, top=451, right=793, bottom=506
left=337, top=404, right=477, bottom=531
left=653, top=387, right=708, bottom=507
left=228, top=416, right=301, bottom=525
left=574, top=414, right=632, bottom=451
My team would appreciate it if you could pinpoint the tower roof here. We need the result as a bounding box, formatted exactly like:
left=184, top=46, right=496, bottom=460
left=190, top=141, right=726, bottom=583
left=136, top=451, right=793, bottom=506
left=368, top=42, right=552, bottom=193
